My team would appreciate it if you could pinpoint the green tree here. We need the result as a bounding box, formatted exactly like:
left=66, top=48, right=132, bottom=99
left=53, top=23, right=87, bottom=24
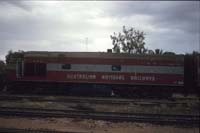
left=155, top=49, right=163, bottom=55
left=5, top=50, right=13, bottom=64
left=163, top=51, right=175, bottom=55
left=5, top=50, right=24, bottom=64
left=0, top=60, right=6, bottom=89
left=110, top=26, right=147, bottom=54
left=147, top=49, right=155, bottom=55
left=0, top=60, right=5, bottom=73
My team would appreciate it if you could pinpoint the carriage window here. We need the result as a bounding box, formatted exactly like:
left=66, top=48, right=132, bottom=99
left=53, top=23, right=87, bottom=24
left=24, top=63, right=46, bottom=76
left=24, top=63, right=35, bottom=76
left=62, top=64, right=71, bottom=69
left=112, top=65, right=121, bottom=71
left=35, top=63, right=46, bottom=76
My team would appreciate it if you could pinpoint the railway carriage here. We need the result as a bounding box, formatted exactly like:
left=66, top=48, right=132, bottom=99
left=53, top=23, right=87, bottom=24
left=6, top=51, right=188, bottom=97
left=184, top=53, right=200, bottom=94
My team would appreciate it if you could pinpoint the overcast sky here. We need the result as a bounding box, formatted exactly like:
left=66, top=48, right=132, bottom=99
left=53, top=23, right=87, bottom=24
left=0, top=1, right=199, bottom=60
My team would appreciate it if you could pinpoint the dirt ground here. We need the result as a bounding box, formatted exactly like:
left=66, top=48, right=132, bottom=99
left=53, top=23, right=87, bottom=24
left=0, top=117, right=199, bottom=133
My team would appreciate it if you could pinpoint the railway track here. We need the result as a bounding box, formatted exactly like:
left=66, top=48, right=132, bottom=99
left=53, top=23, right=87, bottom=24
left=0, top=107, right=199, bottom=126
left=0, top=94, right=198, bottom=106
left=0, top=128, right=84, bottom=133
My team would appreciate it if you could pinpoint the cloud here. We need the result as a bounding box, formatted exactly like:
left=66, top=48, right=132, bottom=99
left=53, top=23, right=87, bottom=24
left=103, top=1, right=200, bottom=53
left=0, top=1, right=199, bottom=60
left=102, top=1, right=199, bottom=34
left=0, top=0, right=32, bottom=11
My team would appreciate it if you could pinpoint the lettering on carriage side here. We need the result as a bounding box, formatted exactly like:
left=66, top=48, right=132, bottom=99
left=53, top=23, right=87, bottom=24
left=130, top=76, right=155, bottom=81
left=101, top=75, right=125, bottom=81
left=66, top=74, right=96, bottom=80
left=177, top=81, right=183, bottom=85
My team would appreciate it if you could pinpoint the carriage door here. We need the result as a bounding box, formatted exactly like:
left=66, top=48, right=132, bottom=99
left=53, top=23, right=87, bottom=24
left=16, top=60, right=23, bottom=78
left=35, top=63, right=47, bottom=77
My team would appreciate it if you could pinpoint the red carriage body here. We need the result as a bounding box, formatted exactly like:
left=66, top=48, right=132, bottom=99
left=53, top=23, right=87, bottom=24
left=7, top=51, right=184, bottom=87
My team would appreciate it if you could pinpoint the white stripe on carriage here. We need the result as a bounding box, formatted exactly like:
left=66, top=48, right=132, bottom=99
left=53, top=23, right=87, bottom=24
left=47, top=63, right=184, bottom=75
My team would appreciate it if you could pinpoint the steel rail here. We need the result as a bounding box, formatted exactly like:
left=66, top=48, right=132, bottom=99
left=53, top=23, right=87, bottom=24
left=0, top=107, right=199, bottom=126
left=0, top=128, right=84, bottom=133
left=0, top=94, right=198, bottom=105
